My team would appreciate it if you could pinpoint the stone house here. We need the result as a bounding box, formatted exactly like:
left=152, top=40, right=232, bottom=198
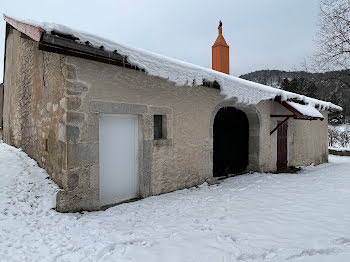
left=0, top=15, right=341, bottom=212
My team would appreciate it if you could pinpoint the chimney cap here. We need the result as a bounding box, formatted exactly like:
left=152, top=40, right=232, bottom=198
left=213, top=20, right=228, bottom=47
left=218, top=20, right=222, bottom=29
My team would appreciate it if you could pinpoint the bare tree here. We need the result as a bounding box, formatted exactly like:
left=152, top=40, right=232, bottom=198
left=328, top=126, right=350, bottom=148
left=328, top=126, right=339, bottom=147
left=313, top=0, right=350, bottom=75
left=309, top=0, right=350, bottom=123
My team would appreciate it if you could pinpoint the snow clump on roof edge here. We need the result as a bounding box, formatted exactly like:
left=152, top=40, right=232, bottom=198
left=17, top=17, right=342, bottom=111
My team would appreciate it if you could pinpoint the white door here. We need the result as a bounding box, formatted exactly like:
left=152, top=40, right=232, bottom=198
left=99, top=114, right=139, bottom=206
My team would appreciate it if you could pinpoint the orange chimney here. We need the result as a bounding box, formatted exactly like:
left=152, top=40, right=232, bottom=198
left=212, top=20, right=229, bottom=74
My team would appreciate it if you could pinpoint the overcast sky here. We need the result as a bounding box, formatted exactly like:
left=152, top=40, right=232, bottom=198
left=0, top=0, right=321, bottom=81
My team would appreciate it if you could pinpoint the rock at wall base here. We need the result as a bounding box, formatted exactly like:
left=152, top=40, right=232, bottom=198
left=56, top=189, right=100, bottom=213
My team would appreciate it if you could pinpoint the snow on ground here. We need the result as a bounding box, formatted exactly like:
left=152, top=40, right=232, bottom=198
left=1, top=141, right=350, bottom=262
left=332, top=124, right=350, bottom=133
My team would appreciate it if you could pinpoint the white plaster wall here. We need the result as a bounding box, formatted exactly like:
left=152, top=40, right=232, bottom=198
left=68, top=57, right=223, bottom=195
left=256, top=100, right=328, bottom=171
left=289, top=111, right=328, bottom=166
left=67, top=56, right=329, bottom=196
left=256, top=100, right=290, bottom=171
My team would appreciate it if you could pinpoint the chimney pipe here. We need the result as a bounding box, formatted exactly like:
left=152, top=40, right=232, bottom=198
left=212, top=20, right=229, bottom=74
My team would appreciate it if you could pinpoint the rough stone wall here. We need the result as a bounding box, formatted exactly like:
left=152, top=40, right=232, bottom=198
left=3, top=28, right=21, bottom=145
left=3, top=28, right=67, bottom=188
left=0, top=83, right=3, bottom=130
left=56, top=62, right=99, bottom=212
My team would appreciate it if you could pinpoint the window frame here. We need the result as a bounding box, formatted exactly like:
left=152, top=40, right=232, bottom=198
left=153, top=114, right=164, bottom=140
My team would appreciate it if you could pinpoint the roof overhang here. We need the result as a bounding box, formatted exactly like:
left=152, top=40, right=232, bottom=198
left=274, top=96, right=324, bottom=121
left=2, top=14, right=343, bottom=112
left=3, top=14, right=44, bottom=41
left=270, top=97, right=324, bottom=135
left=39, top=33, right=133, bottom=68
left=3, top=14, right=144, bottom=71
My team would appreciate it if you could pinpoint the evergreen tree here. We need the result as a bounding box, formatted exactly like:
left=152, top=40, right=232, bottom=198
left=306, top=81, right=318, bottom=98
left=289, top=78, right=299, bottom=93
left=281, top=78, right=290, bottom=90
left=330, top=92, right=338, bottom=104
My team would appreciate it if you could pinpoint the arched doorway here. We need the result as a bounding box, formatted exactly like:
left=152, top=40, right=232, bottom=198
left=213, top=107, right=249, bottom=177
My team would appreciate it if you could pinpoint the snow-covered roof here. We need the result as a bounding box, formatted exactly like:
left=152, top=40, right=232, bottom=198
left=4, top=15, right=342, bottom=112
left=286, top=101, right=324, bottom=119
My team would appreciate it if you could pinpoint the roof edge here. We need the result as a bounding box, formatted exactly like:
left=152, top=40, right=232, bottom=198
left=2, top=15, right=343, bottom=112
left=3, top=14, right=44, bottom=41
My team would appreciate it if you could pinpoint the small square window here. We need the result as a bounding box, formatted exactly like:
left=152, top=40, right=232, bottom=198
left=154, top=115, right=163, bottom=139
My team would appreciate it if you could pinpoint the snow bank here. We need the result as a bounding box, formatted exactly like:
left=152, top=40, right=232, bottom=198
left=2, top=141, right=350, bottom=261
left=10, top=15, right=342, bottom=111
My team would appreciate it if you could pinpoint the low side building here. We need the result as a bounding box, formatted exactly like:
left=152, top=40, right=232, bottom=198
left=1, top=15, right=341, bottom=212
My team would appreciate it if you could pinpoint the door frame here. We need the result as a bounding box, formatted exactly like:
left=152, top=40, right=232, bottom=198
left=99, top=113, right=140, bottom=206
left=87, top=101, right=173, bottom=208
left=209, top=101, right=262, bottom=173
left=213, top=107, right=249, bottom=177
left=277, top=120, right=288, bottom=170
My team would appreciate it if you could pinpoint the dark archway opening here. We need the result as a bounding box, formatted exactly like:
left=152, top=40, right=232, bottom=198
left=213, top=107, right=249, bottom=177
